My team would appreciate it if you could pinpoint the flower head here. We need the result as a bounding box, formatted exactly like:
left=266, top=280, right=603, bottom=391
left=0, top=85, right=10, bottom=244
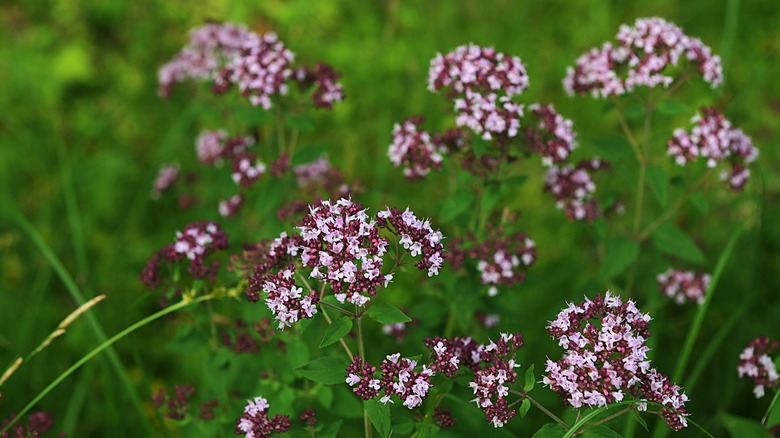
left=564, top=17, right=722, bottom=98
left=235, top=396, right=291, bottom=438
left=543, top=159, right=609, bottom=222
left=387, top=117, right=445, bottom=179
left=656, top=268, right=710, bottom=305
left=738, top=337, right=779, bottom=399
left=544, top=292, right=689, bottom=430
left=524, top=103, right=577, bottom=166
left=667, top=107, right=758, bottom=191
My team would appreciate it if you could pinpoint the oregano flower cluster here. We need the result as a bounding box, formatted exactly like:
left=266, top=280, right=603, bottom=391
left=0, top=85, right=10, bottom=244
left=564, top=17, right=723, bottom=98
left=656, top=268, right=711, bottom=305
left=160, top=22, right=344, bottom=110
left=235, top=397, right=291, bottom=438
left=667, top=107, right=758, bottom=191
left=738, top=337, right=780, bottom=399
left=544, top=292, right=689, bottom=430
left=243, top=198, right=444, bottom=328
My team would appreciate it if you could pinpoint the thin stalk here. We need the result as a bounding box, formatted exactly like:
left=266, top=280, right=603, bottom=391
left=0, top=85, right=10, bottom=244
left=762, top=388, right=780, bottom=426
left=528, top=395, right=569, bottom=429
left=8, top=207, right=155, bottom=435
left=563, top=400, right=635, bottom=438
left=357, top=316, right=372, bottom=438
left=589, top=407, right=631, bottom=427
left=638, top=172, right=710, bottom=241
left=672, top=227, right=741, bottom=382
left=0, top=295, right=214, bottom=434
left=320, top=301, right=357, bottom=318
left=317, top=304, right=355, bottom=359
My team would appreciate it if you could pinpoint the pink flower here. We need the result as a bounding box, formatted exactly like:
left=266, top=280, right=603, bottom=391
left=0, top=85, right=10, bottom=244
left=387, top=117, right=445, bottom=179
left=235, top=396, right=291, bottom=437
left=667, top=107, right=758, bottom=191
left=151, top=164, right=180, bottom=199
left=738, top=337, right=779, bottom=399
left=524, top=103, right=577, bottom=166
left=543, top=159, right=609, bottom=222
left=564, top=17, right=722, bottom=98
left=544, top=292, right=689, bottom=431
left=656, top=268, right=711, bottom=305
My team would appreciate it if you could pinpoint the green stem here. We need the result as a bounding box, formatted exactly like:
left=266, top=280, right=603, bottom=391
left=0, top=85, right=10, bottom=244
left=563, top=400, right=635, bottom=438
left=357, top=316, right=372, bottom=438
left=7, top=206, right=155, bottom=435
left=671, top=227, right=741, bottom=383
left=762, top=388, right=780, bottom=426
left=638, top=172, right=710, bottom=241
left=0, top=295, right=213, bottom=434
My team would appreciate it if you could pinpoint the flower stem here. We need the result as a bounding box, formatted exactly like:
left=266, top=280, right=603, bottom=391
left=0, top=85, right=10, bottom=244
left=510, top=390, right=569, bottom=429
left=357, top=316, right=372, bottom=438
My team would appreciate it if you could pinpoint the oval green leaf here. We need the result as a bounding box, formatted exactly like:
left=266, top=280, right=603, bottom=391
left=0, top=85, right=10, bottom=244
left=366, top=303, right=412, bottom=325
left=320, top=316, right=353, bottom=348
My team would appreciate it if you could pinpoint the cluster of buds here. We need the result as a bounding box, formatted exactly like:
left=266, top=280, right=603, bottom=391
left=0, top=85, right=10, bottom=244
left=387, top=117, right=445, bottom=179
left=160, top=22, right=344, bottom=110
left=564, top=17, right=723, bottom=98
left=235, top=397, right=291, bottom=438
left=667, top=107, right=758, bottom=191
left=524, top=104, right=577, bottom=166
left=152, top=384, right=196, bottom=420
left=382, top=321, right=412, bottom=343
left=346, top=354, right=434, bottom=409
left=429, top=44, right=529, bottom=141
left=292, top=156, right=353, bottom=198
left=544, top=292, right=689, bottom=431
left=298, top=409, right=317, bottom=428
left=656, top=268, right=711, bottom=305
left=195, top=130, right=255, bottom=166
left=473, top=233, right=536, bottom=297
left=433, top=408, right=457, bottom=429
left=220, top=318, right=280, bottom=354
left=738, top=337, right=779, bottom=398
left=376, top=207, right=445, bottom=276
left=425, top=333, right=524, bottom=428
left=140, top=221, right=229, bottom=290
left=1, top=411, right=57, bottom=438
left=543, top=159, right=609, bottom=222
left=293, top=64, right=345, bottom=109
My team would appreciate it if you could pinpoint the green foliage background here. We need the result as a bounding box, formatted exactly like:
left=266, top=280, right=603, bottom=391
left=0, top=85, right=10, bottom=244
left=1, top=0, right=779, bottom=436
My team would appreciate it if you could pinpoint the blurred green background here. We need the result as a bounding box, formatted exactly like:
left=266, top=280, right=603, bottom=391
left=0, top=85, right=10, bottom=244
left=1, top=0, right=779, bottom=436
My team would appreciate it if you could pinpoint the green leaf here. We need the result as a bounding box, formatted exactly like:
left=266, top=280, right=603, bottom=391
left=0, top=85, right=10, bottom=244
left=690, top=192, right=709, bottom=214
left=319, top=420, right=343, bottom=438
left=599, top=236, right=640, bottom=279
left=295, top=357, right=349, bottom=385
left=286, top=337, right=310, bottom=369
left=285, top=113, right=315, bottom=132
left=624, top=102, right=646, bottom=119
left=722, top=414, right=771, bottom=438
left=532, top=423, right=567, bottom=438
left=481, top=188, right=501, bottom=213
left=518, top=398, right=531, bottom=418
left=524, top=363, right=536, bottom=392
left=316, top=385, right=334, bottom=408
left=365, top=398, right=392, bottom=438
left=651, top=223, right=706, bottom=263
left=320, top=316, right=353, bottom=348
left=439, top=190, right=475, bottom=223
left=592, top=136, right=635, bottom=161
left=366, top=303, right=412, bottom=325
left=291, top=145, right=327, bottom=166
left=392, top=416, right=415, bottom=435
left=646, top=164, right=669, bottom=207
left=582, top=425, right=623, bottom=438
left=657, top=101, right=691, bottom=116
left=631, top=411, right=649, bottom=432
left=472, top=136, right=488, bottom=158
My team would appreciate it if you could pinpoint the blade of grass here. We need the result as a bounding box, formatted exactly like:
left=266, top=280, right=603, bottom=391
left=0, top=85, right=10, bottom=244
left=5, top=206, right=156, bottom=435
left=61, top=362, right=94, bottom=435
left=0, top=295, right=213, bottom=434
left=672, top=227, right=742, bottom=383
left=54, top=116, right=88, bottom=281
left=651, top=226, right=742, bottom=438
